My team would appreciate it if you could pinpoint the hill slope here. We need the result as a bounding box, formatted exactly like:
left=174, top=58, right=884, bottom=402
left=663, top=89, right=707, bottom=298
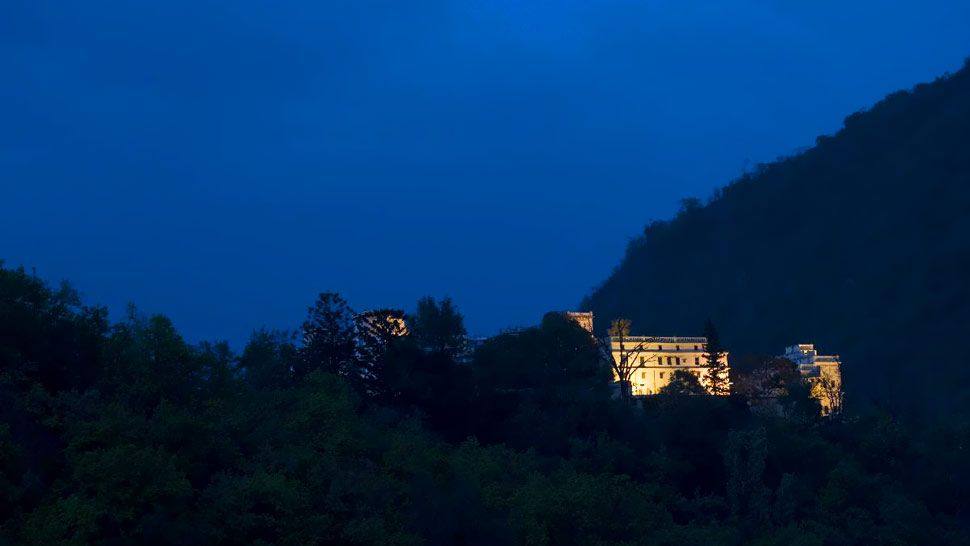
left=583, top=60, right=970, bottom=413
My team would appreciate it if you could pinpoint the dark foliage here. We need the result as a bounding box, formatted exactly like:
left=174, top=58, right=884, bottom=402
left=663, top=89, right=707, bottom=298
left=1, top=265, right=968, bottom=544
left=704, top=320, right=729, bottom=396
left=409, top=296, right=467, bottom=358
left=660, top=369, right=708, bottom=396
left=298, top=292, right=357, bottom=381
left=583, top=60, right=970, bottom=416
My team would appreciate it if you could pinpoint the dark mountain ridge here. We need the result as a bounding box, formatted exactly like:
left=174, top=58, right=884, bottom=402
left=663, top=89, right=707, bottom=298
left=583, top=60, right=970, bottom=414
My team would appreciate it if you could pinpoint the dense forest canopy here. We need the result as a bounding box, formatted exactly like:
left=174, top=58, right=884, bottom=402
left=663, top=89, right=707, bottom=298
left=1, top=263, right=969, bottom=544
left=583, top=59, right=970, bottom=416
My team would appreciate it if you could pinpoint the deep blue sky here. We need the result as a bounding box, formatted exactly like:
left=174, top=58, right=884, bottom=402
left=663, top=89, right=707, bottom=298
left=3, top=1, right=969, bottom=346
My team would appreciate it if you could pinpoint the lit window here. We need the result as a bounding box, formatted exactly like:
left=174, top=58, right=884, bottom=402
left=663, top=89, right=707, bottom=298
left=641, top=371, right=646, bottom=379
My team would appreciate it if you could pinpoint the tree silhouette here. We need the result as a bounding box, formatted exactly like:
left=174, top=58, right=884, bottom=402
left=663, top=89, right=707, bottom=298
left=659, top=369, right=707, bottom=396
left=2, top=262, right=968, bottom=544
left=703, top=319, right=729, bottom=396
left=409, top=296, right=466, bottom=357
left=607, top=318, right=649, bottom=399
left=298, top=292, right=357, bottom=382
left=355, top=308, right=408, bottom=397
left=813, top=374, right=845, bottom=416
left=239, top=328, right=298, bottom=390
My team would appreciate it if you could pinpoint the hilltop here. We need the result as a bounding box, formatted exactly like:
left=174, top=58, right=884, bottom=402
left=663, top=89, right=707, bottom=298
left=583, top=59, right=970, bottom=414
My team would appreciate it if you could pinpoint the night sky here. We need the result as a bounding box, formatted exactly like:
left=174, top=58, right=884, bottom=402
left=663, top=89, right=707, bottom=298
left=3, top=1, right=969, bottom=346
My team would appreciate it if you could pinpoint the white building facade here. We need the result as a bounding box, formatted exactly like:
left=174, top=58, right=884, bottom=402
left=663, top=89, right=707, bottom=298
left=783, top=343, right=843, bottom=414
left=610, top=336, right=729, bottom=396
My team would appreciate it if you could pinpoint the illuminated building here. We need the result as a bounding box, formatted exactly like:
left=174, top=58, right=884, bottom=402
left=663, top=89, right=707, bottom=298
left=565, top=311, right=594, bottom=334
left=564, top=312, right=730, bottom=396
left=609, top=335, right=730, bottom=396
left=783, top=344, right=843, bottom=414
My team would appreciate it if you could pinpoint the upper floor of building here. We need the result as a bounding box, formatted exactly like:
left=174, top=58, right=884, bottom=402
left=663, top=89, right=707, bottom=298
left=784, top=343, right=841, bottom=367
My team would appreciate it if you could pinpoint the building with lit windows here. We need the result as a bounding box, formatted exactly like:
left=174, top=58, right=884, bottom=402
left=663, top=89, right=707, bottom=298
left=609, top=335, right=730, bottom=396
left=783, top=343, right=843, bottom=414
left=563, top=311, right=730, bottom=396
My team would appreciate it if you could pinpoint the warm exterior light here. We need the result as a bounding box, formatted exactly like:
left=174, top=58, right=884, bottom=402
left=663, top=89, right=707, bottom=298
left=608, top=333, right=730, bottom=396
left=783, top=344, right=844, bottom=415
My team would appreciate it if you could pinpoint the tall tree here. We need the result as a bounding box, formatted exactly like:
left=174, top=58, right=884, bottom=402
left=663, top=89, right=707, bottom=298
left=703, top=319, right=729, bottom=396
left=239, top=329, right=298, bottom=390
left=471, top=313, right=610, bottom=454
left=606, top=318, right=648, bottom=399
left=355, top=308, right=408, bottom=397
left=409, top=297, right=466, bottom=357
left=0, top=265, right=106, bottom=393
left=298, top=292, right=357, bottom=382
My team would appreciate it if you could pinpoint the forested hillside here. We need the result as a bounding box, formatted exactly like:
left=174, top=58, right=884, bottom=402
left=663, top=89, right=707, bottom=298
left=3, top=264, right=969, bottom=544
left=583, top=60, right=970, bottom=415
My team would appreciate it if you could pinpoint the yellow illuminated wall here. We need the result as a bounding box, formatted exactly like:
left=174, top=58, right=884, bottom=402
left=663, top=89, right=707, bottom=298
left=784, top=344, right=843, bottom=414
left=610, top=336, right=730, bottom=396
